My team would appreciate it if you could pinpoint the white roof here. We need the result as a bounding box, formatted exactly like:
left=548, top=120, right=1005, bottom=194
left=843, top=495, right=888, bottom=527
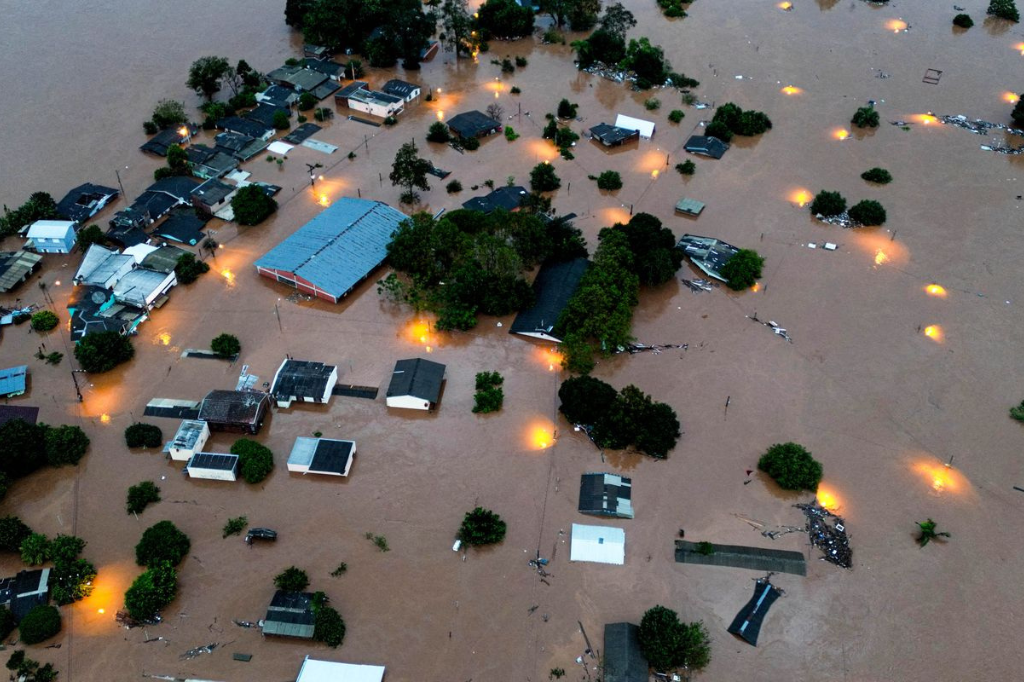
left=75, top=244, right=134, bottom=285
left=123, top=243, right=160, bottom=264
left=26, top=220, right=76, bottom=238
left=297, top=658, right=385, bottom=682
left=570, top=523, right=625, bottom=565
left=614, top=114, right=655, bottom=139
left=267, top=140, right=295, bottom=155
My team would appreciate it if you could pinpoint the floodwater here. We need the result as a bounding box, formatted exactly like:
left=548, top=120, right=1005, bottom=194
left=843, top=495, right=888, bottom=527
left=2, top=0, right=1024, bottom=680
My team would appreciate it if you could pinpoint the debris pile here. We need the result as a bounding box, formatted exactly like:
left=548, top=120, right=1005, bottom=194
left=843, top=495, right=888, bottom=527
left=682, top=277, right=716, bottom=293
left=613, top=342, right=687, bottom=355
left=582, top=63, right=633, bottom=84
left=116, top=610, right=161, bottom=629
left=796, top=502, right=852, bottom=569
left=181, top=642, right=219, bottom=660
left=747, top=314, right=792, bottom=342
left=939, top=114, right=1024, bottom=138
left=814, top=211, right=859, bottom=229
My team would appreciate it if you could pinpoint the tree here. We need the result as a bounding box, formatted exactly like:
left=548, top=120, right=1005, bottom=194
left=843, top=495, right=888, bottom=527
left=231, top=439, right=274, bottom=483
left=952, top=13, right=974, bottom=27
left=311, top=592, right=346, bottom=647
left=861, top=167, right=892, bottom=184
left=486, top=102, right=505, bottom=123
left=557, top=98, right=578, bottom=119
left=211, top=333, right=241, bottom=358
left=572, top=28, right=626, bottom=69
left=458, top=507, right=507, bottom=545
left=127, top=481, right=161, bottom=515
left=18, top=605, right=61, bottom=645
left=719, top=249, right=765, bottom=291
left=473, top=371, right=504, bottom=413
left=0, top=607, right=14, bottom=640
left=0, top=192, right=62, bottom=238
left=559, top=332, right=596, bottom=374
left=285, top=0, right=315, bottom=27
left=596, top=171, right=622, bottom=190
left=231, top=185, right=278, bottom=225
left=390, top=141, right=432, bottom=203
left=427, top=121, right=452, bottom=143
left=607, top=213, right=683, bottom=286
left=124, top=560, right=177, bottom=621
left=0, top=419, right=45, bottom=478
left=638, top=606, right=712, bottom=672
left=713, top=102, right=772, bottom=136
left=530, top=163, right=561, bottom=191
left=30, top=311, right=58, bottom=332
left=42, top=424, right=90, bottom=467
left=668, top=109, right=685, bottom=123
left=274, top=566, right=310, bottom=592
left=48, top=535, right=86, bottom=564
left=151, top=99, right=187, bottom=129
left=174, top=252, right=210, bottom=284
left=20, top=534, right=50, bottom=566
left=76, top=224, right=105, bottom=249
left=298, top=92, right=316, bottom=111
left=635, top=400, right=682, bottom=459
left=758, top=442, right=822, bottom=491
left=704, top=120, right=733, bottom=143
left=987, top=0, right=1019, bottom=21
left=568, top=0, right=602, bottom=30
left=593, top=384, right=680, bottom=458
left=600, top=2, right=636, bottom=39
left=1010, top=399, right=1024, bottom=422
left=74, top=330, right=135, bottom=373
left=917, top=519, right=951, bottom=547
left=851, top=105, right=880, bottom=128
left=1012, top=97, right=1024, bottom=126
left=440, top=0, right=473, bottom=57
left=476, top=0, right=535, bottom=39
left=0, top=517, right=32, bottom=552
left=621, top=37, right=670, bottom=87
left=125, top=423, right=163, bottom=449
left=50, top=558, right=96, bottom=605
left=223, top=516, right=248, bottom=537
left=676, top=160, right=695, bottom=176
left=848, top=200, right=887, bottom=226
left=187, top=56, right=233, bottom=101
left=809, top=190, right=847, bottom=216
left=135, top=520, right=191, bottom=567
left=558, top=375, right=618, bottom=424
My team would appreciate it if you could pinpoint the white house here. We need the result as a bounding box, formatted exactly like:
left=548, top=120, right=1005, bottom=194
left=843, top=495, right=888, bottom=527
left=74, top=244, right=135, bottom=289
left=287, top=437, right=356, bottom=476
left=336, top=82, right=404, bottom=118
left=570, top=523, right=625, bottom=565
left=270, top=359, right=338, bottom=408
left=113, top=268, right=176, bottom=309
left=166, top=420, right=210, bottom=462
left=186, top=452, right=238, bottom=481
left=25, top=220, right=78, bottom=254
left=614, top=114, right=656, bottom=140
left=382, top=79, right=421, bottom=103
left=385, top=358, right=446, bottom=411
left=296, top=657, right=385, bottom=682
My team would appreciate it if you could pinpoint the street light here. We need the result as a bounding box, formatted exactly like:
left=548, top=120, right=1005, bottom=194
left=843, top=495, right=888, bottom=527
left=306, top=162, right=323, bottom=187
left=178, top=126, right=192, bottom=144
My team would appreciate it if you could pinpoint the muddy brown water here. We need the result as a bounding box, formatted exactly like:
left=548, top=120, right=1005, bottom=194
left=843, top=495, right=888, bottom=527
left=1, top=0, right=1024, bottom=680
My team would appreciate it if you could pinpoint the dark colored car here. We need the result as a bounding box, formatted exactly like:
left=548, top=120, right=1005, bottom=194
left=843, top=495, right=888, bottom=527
left=245, top=528, right=278, bottom=544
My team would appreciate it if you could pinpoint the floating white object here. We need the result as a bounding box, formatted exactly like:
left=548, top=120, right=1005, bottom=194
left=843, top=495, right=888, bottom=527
left=808, top=243, right=817, bottom=249
left=452, top=539, right=461, bottom=552
left=824, top=242, right=838, bottom=251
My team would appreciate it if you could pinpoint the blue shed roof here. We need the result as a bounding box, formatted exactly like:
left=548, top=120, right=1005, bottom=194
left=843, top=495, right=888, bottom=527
left=0, top=366, right=28, bottom=397
left=254, top=198, right=405, bottom=300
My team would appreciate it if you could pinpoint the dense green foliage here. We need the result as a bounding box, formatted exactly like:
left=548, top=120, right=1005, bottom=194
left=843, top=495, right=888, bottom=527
left=0, top=516, right=32, bottom=552
left=557, top=375, right=618, bottom=424
left=311, top=592, right=346, bottom=647
left=848, top=200, right=887, bottom=226
left=187, top=56, right=232, bottom=101
left=5, top=650, right=58, bottom=682
left=668, top=109, right=685, bottom=123
left=154, top=144, right=193, bottom=182
left=704, top=120, right=732, bottom=142
left=557, top=98, right=578, bottom=119
left=151, top=99, right=187, bottom=130
left=952, top=13, right=974, bottom=27
left=20, top=533, right=49, bottom=565
left=30, top=311, right=59, bottom=332
left=987, top=0, right=1019, bottom=21
left=125, top=423, right=163, bottom=449
left=1012, top=96, right=1024, bottom=126
left=50, top=553, right=97, bottom=605
left=76, top=224, right=105, bottom=249
left=608, top=213, right=683, bottom=286
left=621, top=37, right=670, bottom=87
left=390, top=141, right=433, bottom=204
left=274, top=566, right=310, bottom=592
left=851, top=105, right=880, bottom=129
left=719, top=249, right=765, bottom=291
left=758, top=442, right=822, bottom=491
left=43, top=424, right=90, bottom=467
left=638, top=605, right=712, bottom=672
left=223, top=516, right=248, bottom=538
left=135, top=520, right=191, bottom=567
left=18, top=605, right=61, bottom=645
left=458, top=507, right=507, bottom=545
left=472, top=372, right=505, bottom=414
left=0, top=192, right=62, bottom=238
left=861, top=167, right=893, bottom=184
left=570, top=2, right=635, bottom=67
left=427, top=121, right=452, bottom=143
left=1010, top=399, right=1024, bottom=422
left=124, top=560, right=177, bottom=621
left=126, top=481, right=161, bottom=515
left=917, top=518, right=951, bottom=547
left=657, top=0, right=688, bottom=18
left=231, top=185, right=278, bottom=226
left=174, top=252, right=210, bottom=284
left=75, top=330, right=135, bottom=373
left=809, top=190, right=847, bottom=216
left=0, top=420, right=46, bottom=478
left=211, top=333, right=241, bottom=358
left=476, top=0, right=535, bottom=39
left=446, top=180, right=463, bottom=193
left=231, top=439, right=275, bottom=483
left=541, top=0, right=601, bottom=29
left=675, top=160, right=695, bottom=176
left=713, top=102, right=773, bottom=137
left=530, top=163, right=561, bottom=191
left=596, top=171, right=623, bottom=190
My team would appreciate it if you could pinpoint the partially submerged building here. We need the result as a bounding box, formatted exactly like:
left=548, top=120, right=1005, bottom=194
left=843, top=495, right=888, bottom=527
left=335, top=82, right=404, bottom=118
left=674, top=197, right=705, bottom=217
left=185, top=144, right=238, bottom=180
left=461, top=186, right=528, bottom=214
left=0, top=366, right=28, bottom=398
left=614, top=114, right=655, bottom=139
left=382, top=79, right=421, bottom=103
left=152, top=209, right=206, bottom=246
left=25, top=220, right=77, bottom=254
left=139, top=127, right=192, bottom=157
left=270, top=359, right=338, bottom=407
left=603, top=623, right=647, bottom=682
left=254, top=198, right=405, bottom=303
left=262, top=590, right=315, bottom=639
left=684, top=135, right=729, bottom=159
left=676, top=234, right=740, bottom=282
left=385, top=358, right=446, bottom=411
left=197, top=390, right=270, bottom=434
left=74, top=244, right=135, bottom=289
left=0, top=251, right=42, bottom=292
left=56, top=183, right=119, bottom=223
left=66, top=285, right=147, bottom=341
left=287, top=437, right=356, bottom=477
left=509, top=258, right=588, bottom=342
left=191, top=178, right=236, bottom=217
left=186, top=452, right=239, bottom=481
left=570, top=523, right=625, bottom=565
left=112, top=268, right=176, bottom=309
left=217, top=116, right=275, bottom=142
left=295, top=658, right=385, bottom=682
left=447, top=110, right=501, bottom=139
left=166, top=419, right=210, bottom=462
left=727, top=578, right=782, bottom=646
left=0, top=569, right=50, bottom=621
left=578, top=473, right=634, bottom=519
left=589, top=123, right=640, bottom=147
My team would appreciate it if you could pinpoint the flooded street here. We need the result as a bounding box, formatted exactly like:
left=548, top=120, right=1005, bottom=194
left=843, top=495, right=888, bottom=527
left=2, top=0, right=1024, bottom=680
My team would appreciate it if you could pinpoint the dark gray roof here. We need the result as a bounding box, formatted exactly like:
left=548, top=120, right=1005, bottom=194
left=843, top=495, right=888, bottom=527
left=509, top=258, right=589, bottom=340
left=0, top=250, right=42, bottom=292
left=264, top=590, right=315, bottom=638
left=684, top=135, right=729, bottom=159
left=129, top=193, right=179, bottom=222
left=57, top=183, right=119, bottom=222
left=254, top=198, right=405, bottom=301
left=104, top=222, right=149, bottom=248
left=312, top=80, right=341, bottom=100
left=188, top=452, right=238, bottom=471
left=382, top=79, right=420, bottom=98
left=603, top=623, right=647, bottom=682
left=448, top=110, right=501, bottom=138
left=303, top=58, right=342, bottom=77
left=461, top=186, right=528, bottom=214
left=282, top=123, right=322, bottom=145
left=147, top=176, right=203, bottom=202
left=67, top=284, right=144, bottom=341
left=153, top=209, right=206, bottom=246
left=310, top=439, right=354, bottom=474
left=589, top=123, right=639, bottom=146
left=675, top=540, right=807, bottom=576
left=245, top=103, right=289, bottom=128
left=336, top=81, right=368, bottom=99
left=191, top=178, right=235, bottom=207
left=217, top=116, right=272, bottom=139
left=260, top=84, right=300, bottom=108
left=271, top=359, right=336, bottom=399
left=198, top=390, right=270, bottom=427
left=140, top=128, right=188, bottom=156
left=728, top=579, right=781, bottom=646
left=186, top=145, right=237, bottom=177
left=0, top=406, right=39, bottom=427
left=387, top=358, right=446, bottom=403
left=676, top=234, right=740, bottom=282
left=141, top=245, right=190, bottom=273
left=214, top=131, right=254, bottom=153
left=578, top=473, right=634, bottom=518
left=0, top=569, right=49, bottom=621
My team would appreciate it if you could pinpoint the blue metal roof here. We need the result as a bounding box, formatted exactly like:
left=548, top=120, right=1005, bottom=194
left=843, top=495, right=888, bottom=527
left=0, top=366, right=28, bottom=397
left=254, top=198, right=406, bottom=300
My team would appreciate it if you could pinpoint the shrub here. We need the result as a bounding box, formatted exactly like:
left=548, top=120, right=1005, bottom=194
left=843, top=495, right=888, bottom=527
left=44, top=352, right=63, bottom=366
left=298, top=92, right=316, bottom=111
left=851, top=105, right=880, bottom=129
left=861, top=167, right=892, bottom=184
left=76, top=224, right=105, bottom=249
left=222, top=516, right=247, bottom=538
left=151, top=99, right=187, bottom=129
left=953, top=13, right=974, bottom=27
left=848, top=200, right=887, bottom=226
left=272, top=110, right=290, bottom=130
left=330, top=562, right=348, bottom=577
left=1010, top=399, right=1024, bottom=422
left=211, top=333, right=241, bottom=357
left=446, top=180, right=463, bottom=194
left=515, top=56, right=528, bottom=67
left=530, top=163, right=561, bottom=192
left=458, top=507, right=507, bottom=546
left=557, top=99, right=578, bottom=119
left=558, top=375, right=619, bottom=425
left=125, top=423, right=163, bottom=449
left=501, top=58, right=515, bottom=73
left=1013, top=97, right=1024, bottom=127
left=174, top=253, right=210, bottom=284
left=720, top=249, right=765, bottom=290
left=668, top=109, right=685, bottom=123
left=312, top=593, right=346, bottom=647
left=0, top=607, right=14, bottom=640
left=695, top=541, right=715, bottom=556
left=232, top=185, right=277, bottom=226
left=676, top=160, right=695, bottom=176
left=20, top=533, right=50, bottom=565
left=383, top=115, right=398, bottom=126
left=427, top=121, right=451, bottom=143
left=48, top=534, right=85, bottom=564
left=50, top=555, right=97, bottom=605
left=462, top=136, right=480, bottom=151
left=713, top=102, right=772, bottom=136
left=18, top=605, right=61, bottom=645
left=0, top=516, right=33, bottom=552
left=809, top=190, right=847, bottom=216
left=365, top=533, right=390, bottom=552
left=43, top=424, right=90, bottom=467
left=143, top=120, right=159, bottom=135
left=758, top=442, right=822, bottom=491
left=504, top=126, right=520, bottom=141
left=231, top=439, right=274, bottom=483
left=510, top=86, right=522, bottom=94
left=644, top=98, right=661, bottom=111
left=75, top=330, right=135, bottom=373
left=704, top=120, right=733, bottom=142
left=917, top=518, right=951, bottom=547
left=126, top=481, right=161, bottom=515
left=297, top=114, right=308, bottom=123
left=638, top=605, right=712, bottom=671
left=473, top=371, right=504, bottom=414
left=30, top=311, right=58, bottom=332
left=135, top=520, right=191, bottom=567
left=124, top=560, right=177, bottom=621
left=274, top=566, right=310, bottom=592
left=596, top=171, right=623, bottom=191
left=987, top=0, right=1020, bottom=21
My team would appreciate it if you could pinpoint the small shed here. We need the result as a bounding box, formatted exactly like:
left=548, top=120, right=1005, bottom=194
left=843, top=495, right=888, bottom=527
left=578, top=473, right=634, bottom=519
left=589, top=123, right=640, bottom=147
left=186, top=452, right=238, bottom=481
left=675, top=198, right=705, bottom=217
left=197, top=390, right=271, bottom=434
left=727, top=578, right=782, bottom=646
left=296, top=657, right=385, bottom=682
left=263, top=590, right=315, bottom=639
left=0, top=251, right=42, bottom=292
left=614, top=114, right=655, bottom=139
left=167, top=420, right=210, bottom=462
left=270, top=359, right=338, bottom=408
left=385, top=358, right=446, bottom=410
left=0, top=366, right=28, bottom=398
left=287, top=437, right=356, bottom=476
left=570, top=523, right=625, bottom=565
left=684, top=135, right=729, bottom=159
left=603, top=623, right=647, bottom=682
left=25, top=220, right=77, bottom=254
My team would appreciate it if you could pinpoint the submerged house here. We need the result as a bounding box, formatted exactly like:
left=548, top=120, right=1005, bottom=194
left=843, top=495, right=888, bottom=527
left=578, top=473, right=634, bottom=519
left=287, top=437, right=356, bottom=477
left=186, top=452, right=238, bottom=481
left=185, top=144, right=238, bottom=180
left=676, top=234, right=740, bottom=282
left=509, top=258, right=589, bottom=342
left=382, top=79, right=421, bottom=103
left=613, top=114, right=655, bottom=140
left=197, top=390, right=270, bottom=434
left=66, top=285, right=147, bottom=341
left=335, top=82, right=404, bottom=118
left=262, top=590, right=315, bottom=639
left=296, top=658, right=385, bottom=682
left=570, top=523, right=625, bottom=565
left=447, top=110, right=501, bottom=139
left=589, top=123, right=640, bottom=147
left=57, top=183, right=119, bottom=223
left=0, top=251, right=42, bottom=292
left=191, top=178, right=236, bottom=217
left=0, top=366, right=28, bottom=399
left=25, top=220, right=77, bottom=254
left=153, top=209, right=206, bottom=246
left=112, top=268, right=176, bottom=310
left=166, top=419, right=210, bottom=462
left=461, top=186, right=528, bottom=214
left=0, top=569, right=50, bottom=621
left=270, top=359, right=338, bottom=408
left=684, top=135, right=729, bottom=160
left=139, top=127, right=193, bottom=157
left=74, top=244, right=135, bottom=289
left=603, top=623, right=647, bottom=682
left=217, top=116, right=275, bottom=142
left=385, top=358, right=446, bottom=411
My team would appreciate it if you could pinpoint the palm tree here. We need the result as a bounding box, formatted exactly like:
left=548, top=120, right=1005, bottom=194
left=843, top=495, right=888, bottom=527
left=917, top=519, right=951, bottom=547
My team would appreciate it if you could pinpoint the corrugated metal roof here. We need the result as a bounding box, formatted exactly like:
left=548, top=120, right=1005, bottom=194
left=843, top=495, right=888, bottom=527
left=386, top=358, right=446, bottom=402
left=510, top=258, right=589, bottom=339
left=26, top=220, right=75, bottom=239
left=0, top=251, right=41, bottom=292
left=254, top=198, right=405, bottom=300
left=570, top=523, right=625, bottom=565
left=0, top=366, right=28, bottom=397
left=75, top=245, right=134, bottom=286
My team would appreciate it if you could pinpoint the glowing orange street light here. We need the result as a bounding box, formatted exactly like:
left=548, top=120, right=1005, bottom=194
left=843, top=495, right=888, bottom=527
left=789, top=189, right=812, bottom=207
left=1015, top=42, right=1024, bottom=55
left=750, top=282, right=760, bottom=292
left=925, top=284, right=947, bottom=298
left=887, top=19, right=907, bottom=33
left=437, top=110, right=444, bottom=120
left=97, top=608, right=105, bottom=614
left=781, top=85, right=801, bottom=95
left=923, top=325, right=943, bottom=342
left=100, top=414, right=111, bottom=424
left=778, top=1, right=792, bottom=10
left=651, top=169, right=660, bottom=179
left=834, top=128, right=850, bottom=140
left=1003, top=92, right=1020, bottom=104
left=318, top=195, right=330, bottom=207
left=874, top=250, right=888, bottom=265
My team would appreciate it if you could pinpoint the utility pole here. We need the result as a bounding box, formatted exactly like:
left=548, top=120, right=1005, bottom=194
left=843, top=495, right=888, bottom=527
left=114, top=166, right=128, bottom=202
left=305, top=162, right=323, bottom=187
left=70, top=370, right=83, bottom=402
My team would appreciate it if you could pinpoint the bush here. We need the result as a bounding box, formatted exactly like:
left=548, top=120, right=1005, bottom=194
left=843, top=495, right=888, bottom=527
left=312, top=594, right=346, bottom=647
left=668, top=109, right=685, bottom=123
left=848, top=200, right=887, bottom=226
left=223, top=516, right=247, bottom=537
left=952, top=13, right=974, bottom=27
left=515, top=56, right=528, bottom=67
left=298, top=92, right=316, bottom=111
left=530, top=163, right=561, bottom=192
left=0, top=516, right=33, bottom=552
left=75, top=330, right=134, bottom=373
left=427, top=121, right=451, bottom=143
left=458, top=507, right=507, bottom=546
left=644, top=98, right=661, bottom=111
left=135, top=520, right=191, bottom=567
left=504, top=126, right=520, bottom=141
left=1013, top=97, right=1024, bottom=127
left=596, top=171, right=623, bottom=191
left=608, top=213, right=684, bottom=286
left=713, top=102, right=772, bottom=136
left=472, top=371, right=504, bottom=414
left=297, top=114, right=308, bottom=124
left=510, top=86, right=522, bottom=94
left=676, top=160, right=695, bottom=176
left=861, top=167, right=892, bottom=184
left=331, top=562, right=348, bottom=577
left=76, top=224, right=105, bottom=249
left=446, top=180, right=463, bottom=194
left=704, top=120, right=733, bottom=142
left=231, top=185, right=277, bottom=226
left=274, top=566, right=310, bottom=592
left=558, top=375, right=618, bottom=425
left=20, top=533, right=49, bottom=565
left=48, top=534, right=85, bottom=564
left=126, top=481, right=161, bottom=515
left=43, top=424, right=90, bottom=467
left=557, top=99, right=578, bottom=119
left=851, top=105, right=880, bottom=129
left=272, top=110, right=290, bottom=130
left=30, top=311, right=58, bottom=332
left=211, top=333, right=241, bottom=357
left=758, top=442, right=822, bottom=491
left=501, top=58, right=515, bottom=73
left=231, top=439, right=274, bottom=483
left=462, top=136, right=480, bottom=151
left=174, top=253, right=210, bottom=284
left=1010, top=399, right=1024, bottom=422
left=18, top=605, right=61, bottom=645
left=125, top=423, right=163, bottom=449
left=124, top=560, right=177, bottom=621
left=988, top=0, right=1020, bottom=21
left=809, top=190, right=847, bottom=216
left=0, top=606, right=14, bottom=640
left=720, top=249, right=765, bottom=291
left=638, top=605, right=711, bottom=672
left=50, top=555, right=96, bottom=605
left=151, top=99, right=187, bottom=129
left=143, top=120, right=159, bottom=135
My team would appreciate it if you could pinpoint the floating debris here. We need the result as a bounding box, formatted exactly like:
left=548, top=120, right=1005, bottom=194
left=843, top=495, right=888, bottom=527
left=116, top=610, right=161, bottom=629
left=181, top=642, right=219, bottom=660
left=939, top=114, right=1024, bottom=138
left=682, top=277, right=716, bottom=293
left=613, top=342, right=687, bottom=355
left=814, top=211, right=859, bottom=229
left=747, top=314, right=792, bottom=342
left=796, top=502, right=852, bottom=569
left=233, top=620, right=257, bottom=629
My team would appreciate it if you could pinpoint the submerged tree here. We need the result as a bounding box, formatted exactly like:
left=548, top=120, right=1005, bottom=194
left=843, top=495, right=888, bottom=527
left=187, top=56, right=233, bottom=101
left=390, top=141, right=433, bottom=204
left=916, top=518, right=951, bottom=547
